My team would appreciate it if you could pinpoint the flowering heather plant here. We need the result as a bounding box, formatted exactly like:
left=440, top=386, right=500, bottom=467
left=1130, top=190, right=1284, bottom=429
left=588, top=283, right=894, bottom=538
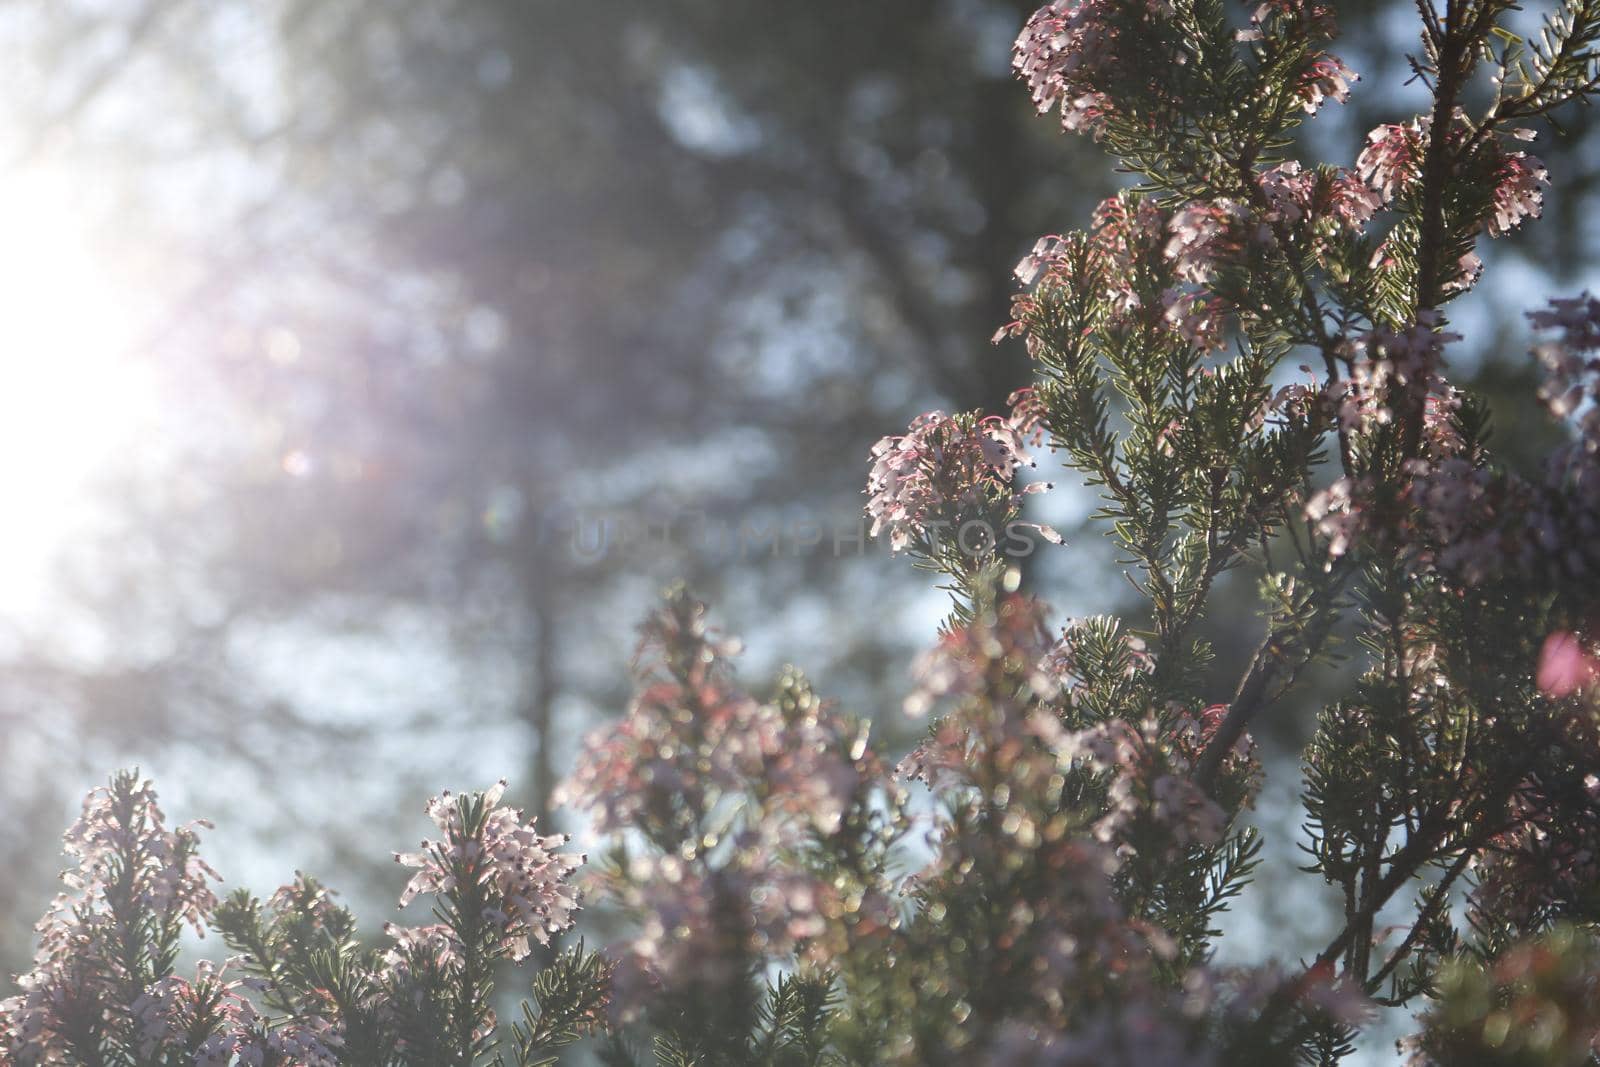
left=2, top=772, right=603, bottom=1066
left=11, top=1, right=1600, bottom=1063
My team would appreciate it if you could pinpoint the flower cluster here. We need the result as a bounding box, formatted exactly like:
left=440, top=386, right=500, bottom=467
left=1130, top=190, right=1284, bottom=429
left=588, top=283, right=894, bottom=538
left=1486, top=149, right=1550, bottom=237
left=1361, top=296, right=1600, bottom=586
left=606, top=855, right=840, bottom=1001
left=1166, top=199, right=1251, bottom=285
left=864, top=401, right=1052, bottom=553
left=1033, top=714, right=1233, bottom=856
left=120, top=960, right=341, bottom=1067
left=560, top=590, right=899, bottom=1016
left=1, top=773, right=222, bottom=1065
left=1359, top=117, right=1547, bottom=236
left=1257, top=162, right=1376, bottom=230
left=193, top=984, right=342, bottom=1067
left=558, top=591, right=886, bottom=848
left=1294, top=54, right=1356, bottom=114
left=0, top=775, right=363, bottom=1067
left=1472, top=770, right=1600, bottom=934
left=1012, top=0, right=1168, bottom=137
left=393, top=779, right=580, bottom=963
left=1531, top=294, right=1600, bottom=437
left=1357, top=119, right=1427, bottom=202
left=1305, top=474, right=1370, bottom=559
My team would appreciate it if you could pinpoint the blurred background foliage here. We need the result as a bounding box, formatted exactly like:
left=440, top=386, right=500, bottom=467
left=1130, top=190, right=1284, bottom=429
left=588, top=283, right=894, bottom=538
left=0, top=0, right=1590, bottom=992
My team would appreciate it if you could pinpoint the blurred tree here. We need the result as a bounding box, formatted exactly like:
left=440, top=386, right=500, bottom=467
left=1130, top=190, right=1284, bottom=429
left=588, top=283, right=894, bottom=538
left=0, top=0, right=1116, bottom=968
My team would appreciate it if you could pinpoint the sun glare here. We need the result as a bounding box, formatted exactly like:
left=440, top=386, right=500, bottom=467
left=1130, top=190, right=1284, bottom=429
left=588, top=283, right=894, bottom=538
left=0, top=175, right=150, bottom=620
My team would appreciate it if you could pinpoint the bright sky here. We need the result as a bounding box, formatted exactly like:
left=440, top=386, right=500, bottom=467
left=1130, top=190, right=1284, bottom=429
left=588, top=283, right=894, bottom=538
left=0, top=171, right=152, bottom=620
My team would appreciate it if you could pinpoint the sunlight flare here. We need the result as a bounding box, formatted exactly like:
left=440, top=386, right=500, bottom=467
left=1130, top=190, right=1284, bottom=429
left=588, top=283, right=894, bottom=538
left=0, top=173, right=149, bottom=615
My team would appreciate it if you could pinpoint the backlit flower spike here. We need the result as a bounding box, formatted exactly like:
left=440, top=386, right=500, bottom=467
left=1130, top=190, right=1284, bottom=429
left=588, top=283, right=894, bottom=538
left=393, top=779, right=581, bottom=962
left=1358, top=119, right=1428, bottom=202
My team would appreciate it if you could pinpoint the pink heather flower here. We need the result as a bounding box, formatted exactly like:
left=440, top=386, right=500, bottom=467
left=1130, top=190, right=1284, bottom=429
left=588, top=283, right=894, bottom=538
left=1520, top=295, right=1600, bottom=581
left=1470, top=768, right=1600, bottom=934
left=393, top=780, right=581, bottom=961
left=1015, top=233, right=1073, bottom=286
left=902, top=595, right=1058, bottom=718
left=1530, top=295, right=1600, bottom=428
left=1255, top=372, right=1327, bottom=432
left=1446, top=249, right=1485, bottom=294
left=1336, top=316, right=1460, bottom=434
left=1354, top=294, right=1600, bottom=586
left=864, top=409, right=1045, bottom=553
left=1091, top=192, right=1170, bottom=273
left=1258, top=161, right=1316, bottom=223
left=1537, top=631, right=1599, bottom=699
left=895, top=716, right=976, bottom=791
left=609, top=857, right=840, bottom=991
left=1306, top=476, right=1368, bottom=558
left=1406, top=457, right=1503, bottom=584
left=1013, top=1, right=1168, bottom=138
left=1486, top=152, right=1548, bottom=236
left=561, top=595, right=895, bottom=853
left=1421, top=386, right=1465, bottom=455
left=0, top=775, right=226, bottom=1067
left=1166, top=200, right=1250, bottom=283
left=762, top=674, right=898, bottom=839
left=1254, top=163, right=1379, bottom=246
left=1528, top=293, right=1600, bottom=350
left=1168, top=702, right=1259, bottom=783
left=1358, top=119, right=1427, bottom=202
left=556, top=596, right=773, bottom=839
left=1008, top=386, right=1048, bottom=443
left=380, top=921, right=462, bottom=981
left=57, top=777, right=221, bottom=936
left=1028, top=713, right=1231, bottom=856
left=1322, top=169, right=1383, bottom=229
left=196, top=990, right=341, bottom=1067
left=1295, top=53, right=1356, bottom=113
left=1161, top=289, right=1228, bottom=350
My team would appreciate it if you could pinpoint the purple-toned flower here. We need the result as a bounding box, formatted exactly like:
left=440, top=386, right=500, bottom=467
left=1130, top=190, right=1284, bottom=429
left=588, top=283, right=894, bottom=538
left=195, top=983, right=341, bottom=1067
left=0, top=774, right=225, bottom=1066
left=1015, top=233, right=1074, bottom=287
left=1161, top=289, right=1229, bottom=350
left=1031, top=715, right=1231, bottom=856
left=1257, top=161, right=1316, bottom=223
left=561, top=593, right=898, bottom=866
left=380, top=921, right=462, bottom=982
